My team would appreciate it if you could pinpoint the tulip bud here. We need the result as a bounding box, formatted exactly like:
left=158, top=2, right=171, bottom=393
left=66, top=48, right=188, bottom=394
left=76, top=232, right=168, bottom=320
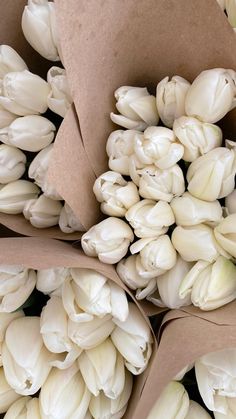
left=4, top=396, right=41, bottom=419
left=185, top=400, right=212, bottom=419
left=2, top=317, right=53, bottom=395
left=89, top=369, right=133, bottom=419
left=0, top=311, right=24, bottom=367
left=126, top=199, right=175, bottom=238
left=214, top=214, right=236, bottom=258
left=134, top=126, right=184, bottom=169
left=185, top=68, right=236, bottom=123
left=47, top=67, right=72, bottom=117
left=81, top=217, right=134, bottom=264
left=130, top=235, right=177, bottom=279
left=173, top=116, right=222, bottom=162
left=110, top=86, right=159, bottom=130
left=225, top=189, right=236, bottom=215
left=22, top=0, right=60, bottom=61
left=172, top=224, right=225, bottom=262
left=0, top=105, right=16, bottom=129
left=0, top=144, right=26, bottom=184
left=136, top=164, right=185, bottom=201
left=147, top=381, right=189, bottom=419
left=28, top=144, right=62, bottom=200
left=147, top=255, right=193, bottom=309
left=0, top=115, right=55, bottom=152
left=170, top=192, right=223, bottom=226
left=36, top=267, right=69, bottom=296
left=23, top=194, right=62, bottom=229
left=111, top=303, right=153, bottom=375
left=187, top=147, right=236, bottom=201
left=78, top=338, right=125, bottom=399
left=0, top=45, right=27, bottom=80
left=0, top=70, right=50, bottom=116
left=59, top=202, right=85, bottom=233
left=156, top=75, right=190, bottom=128
left=0, top=180, right=40, bottom=214
left=106, top=129, right=140, bottom=176
left=214, top=397, right=236, bottom=419
left=0, top=368, right=21, bottom=414
left=39, top=364, right=91, bottom=419
left=93, top=171, right=140, bottom=217
left=117, top=255, right=155, bottom=290
left=226, top=0, right=236, bottom=26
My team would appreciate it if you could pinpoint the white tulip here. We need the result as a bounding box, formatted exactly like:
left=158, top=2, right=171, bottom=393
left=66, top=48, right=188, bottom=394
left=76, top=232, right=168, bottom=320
left=28, top=144, right=62, bottom=200
left=225, top=189, right=236, bottom=214
left=117, top=255, right=156, bottom=290
left=0, top=144, right=26, bottom=184
left=2, top=317, right=53, bottom=395
left=89, top=369, right=133, bottom=419
left=81, top=217, right=134, bottom=264
left=226, top=0, right=236, bottom=26
left=147, top=381, right=189, bottom=419
left=134, top=126, right=184, bottom=169
left=111, top=303, right=152, bottom=375
left=0, top=45, right=27, bottom=79
left=23, top=194, right=62, bottom=229
left=147, top=255, right=192, bottom=309
left=47, top=67, right=72, bottom=117
left=78, top=338, right=125, bottom=399
left=172, top=224, right=225, bottom=262
left=126, top=199, right=175, bottom=238
left=156, top=75, right=190, bottom=128
left=217, top=0, right=225, bottom=10
left=185, top=68, right=236, bottom=123
left=214, top=397, right=236, bottom=419
left=185, top=400, right=212, bottom=419
left=68, top=314, right=115, bottom=350
left=0, top=368, right=21, bottom=414
left=135, top=278, right=158, bottom=300
left=170, top=192, right=223, bottom=226
left=0, top=311, right=24, bottom=366
left=4, top=396, right=41, bottom=419
left=214, top=214, right=236, bottom=258
left=0, top=115, right=55, bottom=152
left=22, top=0, right=60, bottom=61
left=0, top=265, right=36, bottom=312
left=59, top=202, right=85, bottom=233
left=0, top=180, right=39, bottom=214
left=110, top=86, right=159, bottom=130
left=136, top=164, right=185, bottom=201
left=39, top=364, right=91, bottom=419
left=130, top=235, right=177, bottom=280
left=179, top=256, right=236, bottom=310
left=40, top=296, right=81, bottom=369
left=93, top=171, right=139, bottom=217
left=36, top=267, right=69, bottom=296
left=0, top=105, right=16, bottom=129
left=195, top=348, right=236, bottom=414
left=173, top=116, right=222, bottom=162
left=0, top=70, right=50, bottom=116
left=187, top=147, right=236, bottom=201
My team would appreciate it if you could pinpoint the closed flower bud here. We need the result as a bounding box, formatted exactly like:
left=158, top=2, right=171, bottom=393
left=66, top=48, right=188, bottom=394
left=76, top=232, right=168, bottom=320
left=0, top=115, right=55, bottom=152
left=147, top=255, right=192, bottom=309
left=172, top=224, right=225, bottom=262
left=2, top=317, right=53, bottom=395
left=179, top=256, right=236, bottom=310
left=134, top=126, right=184, bottom=169
left=185, top=68, right=236, bottom=123
left=106, top=129, right=140, bottom=176
left=117, top=255, right=155, bottom=291
left=225, top=189, right=236, bottom=214
left=0, top=70, right=50, bottom=116
left=130, top=235, right=177, bottom=279
left=39, top=364, right=91, bottom=419
left=187, top=147, right=236, bottom=201
left=170, top=192, right=223, bottom=226
left=59, top=202, right=85, bottom=233
left=126, top=199, right=175, bottom=238
left=0, top=265, right=36, bottom=313
left=111, top=303, right=153, bottom=375
left=28, top=145, right=62, bottom=200
left=156, top=75, right=190, bottom=128
left=0, top=368, right=21, bottom=414
left=0, top=180, right=39, bottom=214
left=110, top=86, right=159, bottom=130
left=226, top=0, right=236, bottom=26
left=0, top=144, right=26, bottom=184
left=81, top=217, right=134, bottom=264
left=36, top=267, right=69, bottom=296
left=47, top=67, right=72, bottom=117
left=93, top=171, right=139, bottom=217
left=4, top=396, right=41, bottom=419
left=0, top=105, right=16, bottom=129
left=23, top=194, right=62, bottom=229
left=0, top=311, right=24, bottom=366
left=147, top=381, right=189, bottom=419
left=0, top=45, right=27, bottom=79
left=78, top=338, right=125, bottom=399
left=214, top=214, right=236, bottom=258
left=22, top=0, right=60, bottom=61
left=173, top=116, right=222, bottom=162
left=137, top=164, right=185, bottom=202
